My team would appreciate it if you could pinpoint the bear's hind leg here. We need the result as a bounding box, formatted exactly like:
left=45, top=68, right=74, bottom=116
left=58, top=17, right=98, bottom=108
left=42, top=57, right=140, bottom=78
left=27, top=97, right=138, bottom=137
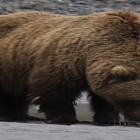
left=0, top=86, right=29, bottom=121
left=88, top=91, right=120, bottom=124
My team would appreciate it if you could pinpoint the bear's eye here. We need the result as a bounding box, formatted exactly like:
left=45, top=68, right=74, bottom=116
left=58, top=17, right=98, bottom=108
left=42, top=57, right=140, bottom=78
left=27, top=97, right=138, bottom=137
left=110, top=65, right=137, bottom=80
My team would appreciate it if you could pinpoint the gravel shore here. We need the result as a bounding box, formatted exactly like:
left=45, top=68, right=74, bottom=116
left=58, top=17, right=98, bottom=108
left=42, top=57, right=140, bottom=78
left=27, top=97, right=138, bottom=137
left=0, top=0, right=140, bottom=15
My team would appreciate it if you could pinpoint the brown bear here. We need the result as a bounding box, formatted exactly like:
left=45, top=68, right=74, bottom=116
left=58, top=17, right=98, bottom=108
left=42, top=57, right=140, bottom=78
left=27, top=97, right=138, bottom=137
left=0, top=10, right=140, bottom=124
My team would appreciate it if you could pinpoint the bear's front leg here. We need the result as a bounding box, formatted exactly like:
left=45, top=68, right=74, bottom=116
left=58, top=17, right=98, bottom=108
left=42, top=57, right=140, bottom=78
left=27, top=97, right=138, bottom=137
left=30, top=87, right=79, bottom=124
left=39, top=101, right=78, bottom=125
left=88, top=91, right=120, bottom=124
left=45, top=102, right=78, bottom=124
left=29, top=65, right=80, bottom=124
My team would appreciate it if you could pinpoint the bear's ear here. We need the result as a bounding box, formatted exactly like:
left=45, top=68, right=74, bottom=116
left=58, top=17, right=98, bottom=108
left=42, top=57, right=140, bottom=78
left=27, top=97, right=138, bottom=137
left=111, top=65, right=137, bottom=80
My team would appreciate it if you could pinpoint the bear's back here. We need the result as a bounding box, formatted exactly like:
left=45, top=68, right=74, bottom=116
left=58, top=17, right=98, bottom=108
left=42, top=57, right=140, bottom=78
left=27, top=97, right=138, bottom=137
left=0, top=12, right=77, bottom=95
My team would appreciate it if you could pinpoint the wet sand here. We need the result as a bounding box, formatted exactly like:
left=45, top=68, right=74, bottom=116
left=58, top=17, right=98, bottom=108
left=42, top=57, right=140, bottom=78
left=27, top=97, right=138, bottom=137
left=0, top=106, right=140, bottom=140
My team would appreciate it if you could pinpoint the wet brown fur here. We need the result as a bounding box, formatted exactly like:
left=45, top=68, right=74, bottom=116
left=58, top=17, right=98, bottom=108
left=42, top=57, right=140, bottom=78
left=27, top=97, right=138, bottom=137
left=0, top=10, right=140, bottom=123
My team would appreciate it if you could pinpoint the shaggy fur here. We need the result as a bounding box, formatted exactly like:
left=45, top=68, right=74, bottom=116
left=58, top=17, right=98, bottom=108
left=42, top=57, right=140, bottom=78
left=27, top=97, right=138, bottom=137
left=0, top=10, right=140, bottom=124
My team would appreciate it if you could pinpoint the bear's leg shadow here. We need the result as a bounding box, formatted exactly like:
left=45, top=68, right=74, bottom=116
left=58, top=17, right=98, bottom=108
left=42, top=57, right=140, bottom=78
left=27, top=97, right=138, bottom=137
left=88, top=90, right=120, bottom=124
left=0, top=85, right=29, bottom=121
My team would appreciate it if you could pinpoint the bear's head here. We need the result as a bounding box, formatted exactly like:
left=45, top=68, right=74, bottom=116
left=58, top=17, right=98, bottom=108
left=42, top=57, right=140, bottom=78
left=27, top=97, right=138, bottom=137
left=88, top=62, right=140, bottom=122
left=106, top=65, right=140, bottom=122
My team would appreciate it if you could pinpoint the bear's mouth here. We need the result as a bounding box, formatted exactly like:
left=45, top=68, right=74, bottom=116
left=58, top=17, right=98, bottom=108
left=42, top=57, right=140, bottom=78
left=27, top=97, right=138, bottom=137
left=115, top=100, right=140, bottom=122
